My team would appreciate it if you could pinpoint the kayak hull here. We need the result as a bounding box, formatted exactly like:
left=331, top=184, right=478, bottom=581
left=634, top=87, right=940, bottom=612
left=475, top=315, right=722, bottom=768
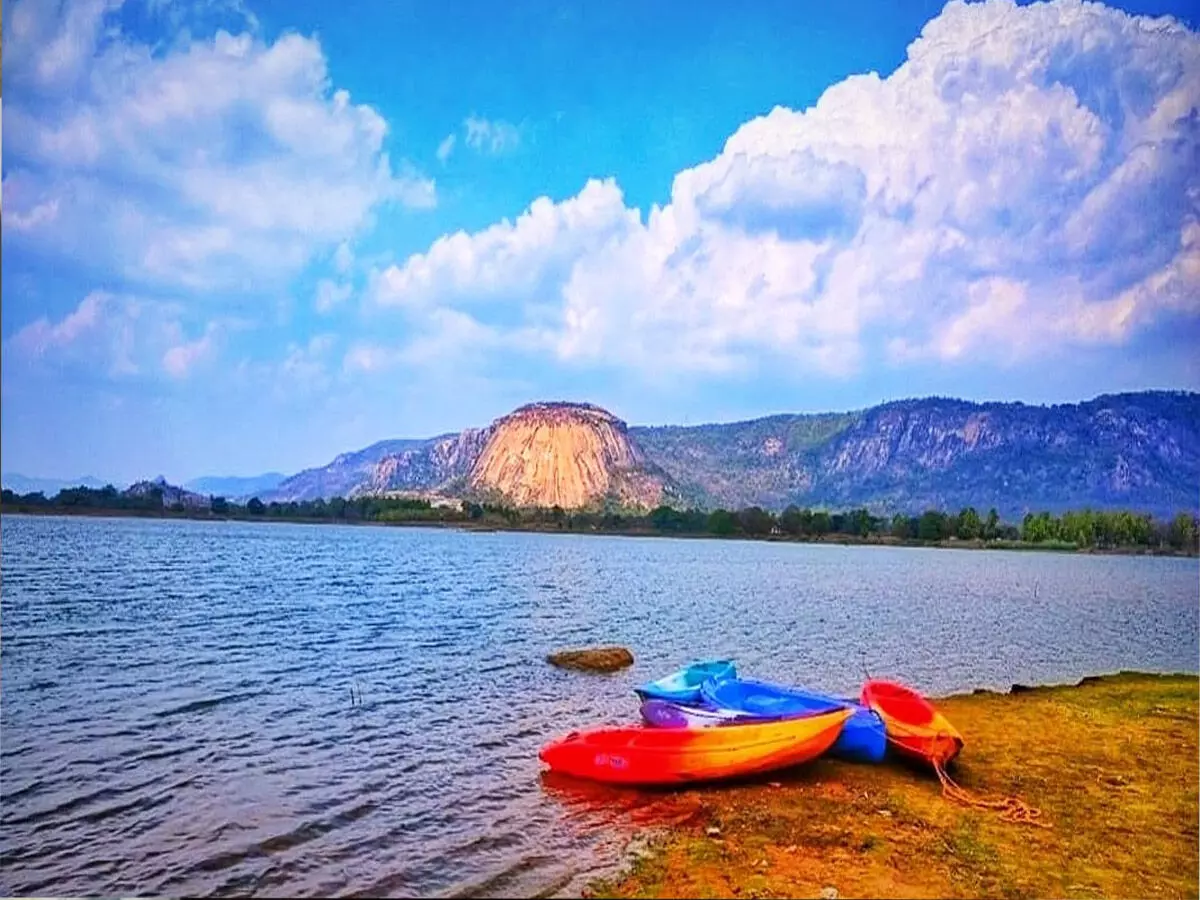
left=861, top=679, right=964, bottom=766
left=539, top=707, right=853, bottom=785
left=633, top=659, right=737, bottom=704
left=699, top=678, right=888, bottom=764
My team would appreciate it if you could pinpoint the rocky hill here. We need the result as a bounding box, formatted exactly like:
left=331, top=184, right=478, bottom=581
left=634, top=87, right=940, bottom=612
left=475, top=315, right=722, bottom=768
left=125, top=476, right=211, bottom=510
left=260, top=392, right=1200, bottom=518
left=265, top=402, right=670, bottom=509
left=265, top=437, right=460, bottom=501
left=466, top=402, right=668, bottom=508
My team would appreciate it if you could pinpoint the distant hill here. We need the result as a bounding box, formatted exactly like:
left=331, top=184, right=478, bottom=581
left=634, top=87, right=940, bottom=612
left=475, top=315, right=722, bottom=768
left=1, top=473, right=119, bottom=495
left=631, top=392, right=1200, bottom=519
left=124, top=476, right=212, bottom=510
left=263, top=438, right=460, bottom=502
left=184, top=472, right=287, bottom=500
left=259, top=391, right=1200, bottom=519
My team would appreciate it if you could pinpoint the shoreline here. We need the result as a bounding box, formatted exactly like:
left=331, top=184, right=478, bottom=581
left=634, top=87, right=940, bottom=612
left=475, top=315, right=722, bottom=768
left=1, top=506, right=1195, bottom=558
left=582, top=671, right=1199, bottom=900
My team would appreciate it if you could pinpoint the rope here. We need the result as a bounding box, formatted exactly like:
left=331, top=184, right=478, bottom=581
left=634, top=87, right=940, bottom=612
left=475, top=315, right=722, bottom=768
left=880, top=721, right=1050, bottom=828
left=933, top=759, right=1050, bottom=828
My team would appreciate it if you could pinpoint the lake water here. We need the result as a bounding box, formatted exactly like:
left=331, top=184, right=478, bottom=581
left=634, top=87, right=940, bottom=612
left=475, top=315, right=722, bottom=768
left=1, top=514, right=1197, bottom=897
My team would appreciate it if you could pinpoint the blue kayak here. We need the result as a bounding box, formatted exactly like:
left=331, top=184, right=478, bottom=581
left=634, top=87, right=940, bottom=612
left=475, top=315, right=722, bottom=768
left=633, top=659, right=737, bottom=704
left=699, top=678, right=887, bottom=764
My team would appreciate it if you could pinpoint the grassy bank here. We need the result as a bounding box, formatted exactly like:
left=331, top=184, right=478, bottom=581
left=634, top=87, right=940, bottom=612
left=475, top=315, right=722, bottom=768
left=585, top=672, right=1198, bottom=900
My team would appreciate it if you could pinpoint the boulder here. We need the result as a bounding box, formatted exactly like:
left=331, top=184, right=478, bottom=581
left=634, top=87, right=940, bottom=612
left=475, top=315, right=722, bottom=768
left=547, top=646, right=634, bottom=673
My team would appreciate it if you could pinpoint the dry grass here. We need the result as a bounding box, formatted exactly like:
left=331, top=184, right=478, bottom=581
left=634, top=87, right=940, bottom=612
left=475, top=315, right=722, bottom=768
left=583, top=672, right=1198, bottom=900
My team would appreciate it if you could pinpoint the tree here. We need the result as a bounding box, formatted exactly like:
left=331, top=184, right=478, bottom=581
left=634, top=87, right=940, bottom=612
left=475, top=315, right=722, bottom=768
left=651, top=505, right=685, bottom=531
left=1021, top=511, right=1060, bottom=543
left=983, top=507, right=1000, bottom=541
left=1168, top=512, right=1198, bottom=551
left=707, top=509, right=738, bottom=536
left=890, top=513, right=914, bottom=540
left=917, top=510, right=947, bottom=541
left=779, top=505, right=804, bottom=536
left=739, top=506, right=775, bottom=536
left=810, top=511, right=832, bottom=536
left=957, top=507, right=982, bottom=540
left=847, top=507, right=873, bottom=538
left=247, top=497, right=266, bottom=515
left=211, top=496, right=230, bottom=515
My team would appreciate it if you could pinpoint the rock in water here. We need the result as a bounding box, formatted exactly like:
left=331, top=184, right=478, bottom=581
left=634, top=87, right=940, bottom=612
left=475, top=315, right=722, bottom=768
left=547, top=646, right=635, bottom=673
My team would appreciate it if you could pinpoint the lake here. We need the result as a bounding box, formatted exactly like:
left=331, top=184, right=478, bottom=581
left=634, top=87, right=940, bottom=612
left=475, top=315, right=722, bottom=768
left=1, top=514, right=1196, bottom=897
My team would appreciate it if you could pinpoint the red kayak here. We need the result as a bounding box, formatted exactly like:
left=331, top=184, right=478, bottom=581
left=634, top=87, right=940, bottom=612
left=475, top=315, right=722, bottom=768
left=861, top=679, right=964, bottom=766
left=539, top=706, right=852, bottom=785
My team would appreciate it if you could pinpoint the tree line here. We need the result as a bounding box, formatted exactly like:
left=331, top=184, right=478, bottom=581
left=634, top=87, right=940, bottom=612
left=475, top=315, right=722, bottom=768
left=2, top=485, right=1196, bottom=553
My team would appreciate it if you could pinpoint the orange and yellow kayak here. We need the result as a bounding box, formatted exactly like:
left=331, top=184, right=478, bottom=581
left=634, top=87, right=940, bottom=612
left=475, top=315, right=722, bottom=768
left=861, top=679, right=964, bottom=766
left=538, top=706, right=852, bottom=785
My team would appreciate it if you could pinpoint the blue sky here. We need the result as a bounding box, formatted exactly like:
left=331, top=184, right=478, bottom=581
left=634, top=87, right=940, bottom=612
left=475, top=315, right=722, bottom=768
left=3, top=0, right=1199, bottom=484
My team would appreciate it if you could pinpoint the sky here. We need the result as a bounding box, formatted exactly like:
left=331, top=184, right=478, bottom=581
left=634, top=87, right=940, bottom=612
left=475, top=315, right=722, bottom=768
left=2, top=0, right=1199, bottom=484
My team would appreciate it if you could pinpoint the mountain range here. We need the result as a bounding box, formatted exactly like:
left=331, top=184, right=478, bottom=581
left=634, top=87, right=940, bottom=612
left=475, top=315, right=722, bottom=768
left=256, top=391, right=1200, bottom=519
left=183, top=473, right=287, bottom=498
left=0, top=473, right=117, bottom=496
left=7, top=392, right=1198, bottom=519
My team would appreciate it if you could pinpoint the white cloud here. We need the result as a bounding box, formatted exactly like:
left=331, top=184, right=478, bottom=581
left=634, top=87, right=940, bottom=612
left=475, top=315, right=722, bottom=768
left=370, top=178, right=638, bottom=308
left=7, top=198, right=61, bottom=232
left=278, top=334, right=336, bottom=391
left=3, top=0, right=435, bottom=294
left=8, top=292, right=114, bottom=359
left=162, top=323, right=220, bottom=378
left=370, top=0, right=1200, bottom=377
left=314, top=278, right=352, bottom=313
left=463, top=115, right=521, bottom=155
left=5, top=291, right=223, bottom=379
left=436, top=133, right=457, bottom=163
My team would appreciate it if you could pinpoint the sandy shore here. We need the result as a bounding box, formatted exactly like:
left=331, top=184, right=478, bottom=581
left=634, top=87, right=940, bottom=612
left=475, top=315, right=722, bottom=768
left=583, top=672, right=1198, bottom=899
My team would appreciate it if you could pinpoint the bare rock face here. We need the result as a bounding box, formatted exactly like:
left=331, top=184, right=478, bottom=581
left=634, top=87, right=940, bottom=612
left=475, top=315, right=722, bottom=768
left=467, top=402, right=666, bottom=509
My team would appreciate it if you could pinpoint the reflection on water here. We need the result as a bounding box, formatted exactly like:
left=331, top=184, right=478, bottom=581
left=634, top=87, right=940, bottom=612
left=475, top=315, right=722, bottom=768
left=1, top=515, right=1196, bottom=897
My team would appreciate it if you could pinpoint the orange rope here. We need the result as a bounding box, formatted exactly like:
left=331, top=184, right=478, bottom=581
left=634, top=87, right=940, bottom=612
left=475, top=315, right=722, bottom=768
left=879, top=719, right=1050, bottom=828
left=933, top=759, right=1050, bottom=828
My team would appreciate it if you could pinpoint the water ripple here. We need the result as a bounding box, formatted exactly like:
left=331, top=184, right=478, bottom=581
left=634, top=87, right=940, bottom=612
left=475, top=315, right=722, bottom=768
left=1, top=513, right=1197, bottom=898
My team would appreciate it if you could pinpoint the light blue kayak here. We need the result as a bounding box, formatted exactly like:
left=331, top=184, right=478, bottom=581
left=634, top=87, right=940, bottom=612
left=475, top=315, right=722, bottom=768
left=633, top=659, right=737, bottom=704
left=699, top=678, right=887, bottom=764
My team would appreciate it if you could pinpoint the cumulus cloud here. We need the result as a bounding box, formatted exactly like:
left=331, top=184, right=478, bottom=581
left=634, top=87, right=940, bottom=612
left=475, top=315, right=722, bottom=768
left=5, top=291, right=223, bottom=379
left=372, top=0, right=1200, bottom=377
left=371, top=178, right=639, bottom=308
left=2, top=0, right=435, bottom=294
